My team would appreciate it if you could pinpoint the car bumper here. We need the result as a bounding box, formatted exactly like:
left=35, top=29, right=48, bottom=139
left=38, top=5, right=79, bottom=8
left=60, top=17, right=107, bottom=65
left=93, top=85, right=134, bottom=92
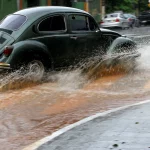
left=101, top=22, right=122, bottom=28
left=0, top=63, right=11, bottom=72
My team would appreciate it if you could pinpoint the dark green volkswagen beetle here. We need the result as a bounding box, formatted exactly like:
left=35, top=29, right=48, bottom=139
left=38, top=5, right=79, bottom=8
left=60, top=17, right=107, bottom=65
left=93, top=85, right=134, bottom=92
left=0, top=6, right=140, bottom=77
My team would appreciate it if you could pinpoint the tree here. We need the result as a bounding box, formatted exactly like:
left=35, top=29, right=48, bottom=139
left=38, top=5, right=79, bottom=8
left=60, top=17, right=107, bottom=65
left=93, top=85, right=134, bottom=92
left=105, top=0, right=149, bottom=14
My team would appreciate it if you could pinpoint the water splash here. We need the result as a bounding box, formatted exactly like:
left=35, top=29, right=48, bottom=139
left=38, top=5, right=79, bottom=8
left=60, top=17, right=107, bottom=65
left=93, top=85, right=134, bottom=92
left=0, top=68, right=40, bottom=91
left=137, top=45, right=150, bottom=70
left=0, top=52, right=140, bottom=92
left=44, top=69, right=88, bottom=91
left=0, top=37, right=146, bottom=92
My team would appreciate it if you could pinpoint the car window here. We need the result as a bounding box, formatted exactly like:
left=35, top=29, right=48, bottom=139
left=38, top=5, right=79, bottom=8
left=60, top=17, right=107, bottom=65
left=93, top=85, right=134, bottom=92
left=120, top=14, right=125, bottom=18
left=124, top=14, right=129, bottom=18
left=0, top=14, right=26, bottom=30
left=38, top=15, right=65, bottom=32
left=69, top=15, right=89, bottom=31
left=105, top=13, right=118, bottom=18
left=131, top=15, right=136, bottom=19
left=88, top=17, right=97, bottom=31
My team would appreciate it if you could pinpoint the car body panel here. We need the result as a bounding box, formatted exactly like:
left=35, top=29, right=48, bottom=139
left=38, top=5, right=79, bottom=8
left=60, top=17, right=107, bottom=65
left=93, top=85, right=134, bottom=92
left=107, top=37, right=136, bottom=54
left=0, top=31, right=15, bottom=54
left=4, top=40, right=53, bottom=69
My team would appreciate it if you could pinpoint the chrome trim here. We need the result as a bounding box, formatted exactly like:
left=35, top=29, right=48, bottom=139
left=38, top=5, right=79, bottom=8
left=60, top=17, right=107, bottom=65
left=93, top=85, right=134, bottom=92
left=30, top=34, right=70, bottom=40
left=0, top=63, right=11, bottom=70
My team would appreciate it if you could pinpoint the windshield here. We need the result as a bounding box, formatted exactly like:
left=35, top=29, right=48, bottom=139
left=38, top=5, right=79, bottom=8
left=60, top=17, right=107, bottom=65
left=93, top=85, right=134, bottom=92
left=0, top=14, right=26, bottom=30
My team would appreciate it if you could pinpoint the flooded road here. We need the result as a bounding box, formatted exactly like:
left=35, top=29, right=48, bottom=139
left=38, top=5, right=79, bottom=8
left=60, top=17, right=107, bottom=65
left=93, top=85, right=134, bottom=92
left=1, top=27, right=150, bottom=150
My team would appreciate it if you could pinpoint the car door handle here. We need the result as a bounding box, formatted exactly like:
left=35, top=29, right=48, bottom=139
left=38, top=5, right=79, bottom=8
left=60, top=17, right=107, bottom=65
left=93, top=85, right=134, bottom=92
left=70, top=36, right=77, bottom=40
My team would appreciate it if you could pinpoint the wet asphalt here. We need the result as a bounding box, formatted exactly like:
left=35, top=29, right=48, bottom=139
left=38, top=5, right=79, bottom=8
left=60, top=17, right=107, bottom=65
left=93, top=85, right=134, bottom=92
left=26, top=101, right=150, bottom=150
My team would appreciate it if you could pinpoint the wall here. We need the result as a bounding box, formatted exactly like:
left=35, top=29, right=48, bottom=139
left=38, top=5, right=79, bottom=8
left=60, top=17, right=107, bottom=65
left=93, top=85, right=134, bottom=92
left=0, top=0, right=17, bottom=19
left=23, top=0, right=47, bottom=8
left=89, top=0, right=101, bottom=23
left=0, top=0, right=102, bottom=22
left=72, top=2, right=84, bottom=10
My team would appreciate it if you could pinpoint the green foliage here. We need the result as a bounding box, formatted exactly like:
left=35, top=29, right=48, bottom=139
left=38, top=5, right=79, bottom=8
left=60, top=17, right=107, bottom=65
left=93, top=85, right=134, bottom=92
left=105, top=0, right=149, bottom=14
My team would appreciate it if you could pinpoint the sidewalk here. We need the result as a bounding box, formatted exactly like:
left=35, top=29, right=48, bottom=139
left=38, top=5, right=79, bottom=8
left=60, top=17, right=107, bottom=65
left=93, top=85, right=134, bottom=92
left=24, top=100, right=150, bottom=150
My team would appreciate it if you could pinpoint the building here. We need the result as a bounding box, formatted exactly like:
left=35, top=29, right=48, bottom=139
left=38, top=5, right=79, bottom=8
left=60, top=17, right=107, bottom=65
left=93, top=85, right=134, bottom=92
left=0, top=0, right=105, bottom=23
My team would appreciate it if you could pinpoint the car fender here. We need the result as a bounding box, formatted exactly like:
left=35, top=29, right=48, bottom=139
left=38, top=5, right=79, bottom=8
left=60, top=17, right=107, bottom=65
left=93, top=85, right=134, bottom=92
left=6, top=40, right=53, bottom=69
left=107, top=36, right=136, bottom=54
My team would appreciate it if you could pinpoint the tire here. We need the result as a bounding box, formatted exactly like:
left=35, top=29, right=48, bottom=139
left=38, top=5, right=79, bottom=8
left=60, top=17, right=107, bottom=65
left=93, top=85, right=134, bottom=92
left=27, top=60, right=45, bottom=81
left=121, top=23, right=125, bottom=30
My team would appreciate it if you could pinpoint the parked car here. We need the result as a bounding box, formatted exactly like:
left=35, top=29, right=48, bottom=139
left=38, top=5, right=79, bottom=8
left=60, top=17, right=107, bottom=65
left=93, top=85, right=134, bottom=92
left=0, top=6, right=140, bottom=79
left=100, top=12, right=129, bottom=29
left=124, top=13, right=140, bottom=27
left=138, top=11, right=150, bottom=25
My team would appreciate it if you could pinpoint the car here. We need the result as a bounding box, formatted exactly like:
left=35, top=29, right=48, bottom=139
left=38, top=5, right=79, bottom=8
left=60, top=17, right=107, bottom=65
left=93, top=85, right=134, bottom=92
left=124, top=13, right=140, bottom=28
left=100, top=12, right=129, bottom=29
left=0, top=6, right=140, bottom=79
left=137, top=11, right=150, bottom=25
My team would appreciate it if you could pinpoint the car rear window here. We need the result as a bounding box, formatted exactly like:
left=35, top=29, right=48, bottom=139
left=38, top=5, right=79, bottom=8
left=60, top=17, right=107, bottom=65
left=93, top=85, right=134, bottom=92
left=0, top=14, right=26, bottom=30
left=105, top=14, right=118, bottom=18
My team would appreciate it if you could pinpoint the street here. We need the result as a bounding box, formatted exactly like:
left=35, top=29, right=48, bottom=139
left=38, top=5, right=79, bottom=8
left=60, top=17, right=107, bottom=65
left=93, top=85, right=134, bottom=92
left=26, top=100, right=150, bottom=150
left=0, top=26, right=150, bottom=150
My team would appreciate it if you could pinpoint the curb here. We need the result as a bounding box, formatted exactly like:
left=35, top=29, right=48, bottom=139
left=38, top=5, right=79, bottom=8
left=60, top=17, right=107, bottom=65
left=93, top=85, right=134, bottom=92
left=23, top=99, right=150, bottom=150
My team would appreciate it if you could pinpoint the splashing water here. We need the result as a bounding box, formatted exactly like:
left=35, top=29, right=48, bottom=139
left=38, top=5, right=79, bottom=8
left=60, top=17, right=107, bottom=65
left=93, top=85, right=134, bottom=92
left=0, top=68, right=41, bottom=91
left=0, top=36, right=148, bottom=92
left=0, top=53, right=140, bottom=91
left=136, top=45, right=150, bottom=71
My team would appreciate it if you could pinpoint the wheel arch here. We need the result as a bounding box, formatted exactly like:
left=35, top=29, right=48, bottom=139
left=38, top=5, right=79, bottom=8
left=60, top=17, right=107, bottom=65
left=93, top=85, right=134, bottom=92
left=6, top=40, right=53, bottom=70
left=107, top=37, right=136, bottom=54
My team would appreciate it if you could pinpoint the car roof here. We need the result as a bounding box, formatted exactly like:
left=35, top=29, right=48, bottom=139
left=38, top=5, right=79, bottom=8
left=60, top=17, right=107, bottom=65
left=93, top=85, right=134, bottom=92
left=124, top=13, right=136, bottom=18
left=9, top=6, right=91, bottom=39
left=14, top=6, right=89, bottom=17
left=124, top=13, right=135, bottom=16
left=107, top=13, right=120, bottom=15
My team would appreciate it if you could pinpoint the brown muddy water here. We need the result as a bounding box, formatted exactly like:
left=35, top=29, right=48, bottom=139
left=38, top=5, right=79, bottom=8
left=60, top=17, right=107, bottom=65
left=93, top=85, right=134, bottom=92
left=0, top=44, right=150, bottom=150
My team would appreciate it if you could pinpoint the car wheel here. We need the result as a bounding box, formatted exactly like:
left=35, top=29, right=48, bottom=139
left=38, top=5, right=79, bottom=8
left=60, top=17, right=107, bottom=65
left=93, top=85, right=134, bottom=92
left=121, top=26, right=125, bottom=30
left=121, top=23, right=125, bottom=29
left=137, top=22, right=140, bottom=27
left=27, top=60, right=45, bottom=81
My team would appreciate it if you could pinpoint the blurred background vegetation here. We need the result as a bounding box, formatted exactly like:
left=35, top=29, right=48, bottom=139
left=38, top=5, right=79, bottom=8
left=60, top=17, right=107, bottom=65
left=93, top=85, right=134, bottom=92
left=0, top=0, right=149, bottom=21
left=105, top=0, right=149, bottom=14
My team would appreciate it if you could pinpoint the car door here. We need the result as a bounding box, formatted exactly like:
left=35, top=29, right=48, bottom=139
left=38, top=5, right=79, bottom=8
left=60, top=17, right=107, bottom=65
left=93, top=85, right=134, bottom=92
left=68, top=14, right=108, bottom=63
left=85, top=16, right=107, bottom=56
left=68, top=14, right=88, bottom=65
left=35, top=14, right=70, bottom=68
